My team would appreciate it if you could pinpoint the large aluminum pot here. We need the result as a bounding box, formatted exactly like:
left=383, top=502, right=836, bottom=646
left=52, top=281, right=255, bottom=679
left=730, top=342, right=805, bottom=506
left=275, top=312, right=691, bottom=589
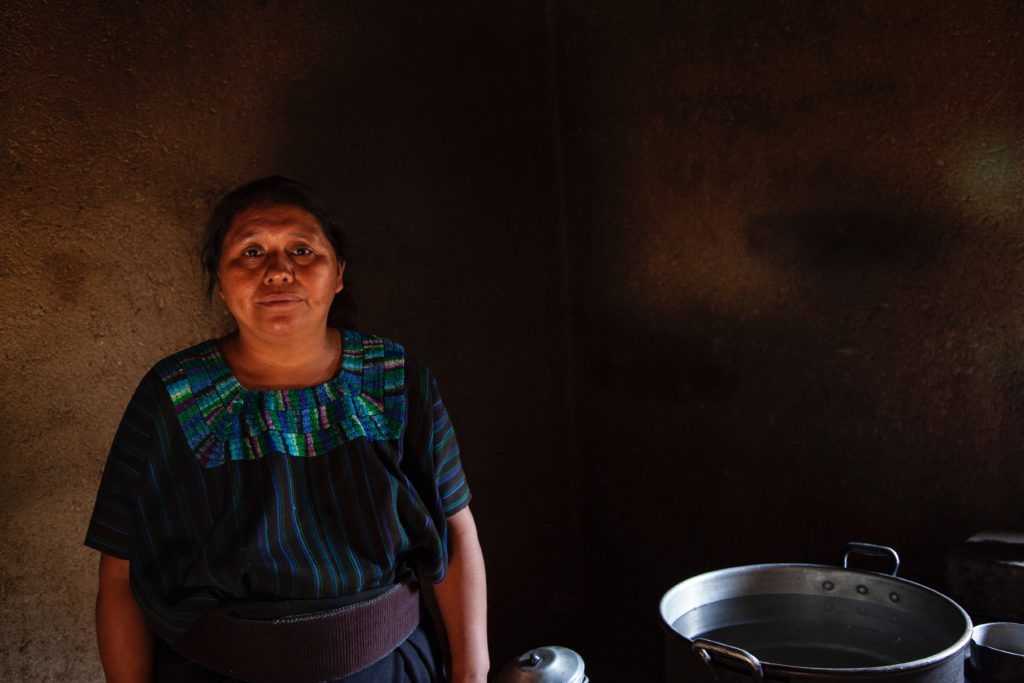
left=659, top=543, right=972, bottom=683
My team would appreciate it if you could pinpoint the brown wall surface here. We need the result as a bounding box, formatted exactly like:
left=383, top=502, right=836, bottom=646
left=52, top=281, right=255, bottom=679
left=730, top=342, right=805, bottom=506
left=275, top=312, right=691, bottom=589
left=1, top=1, right=578, bottom=680
left=555, top=1, right=1024, bottom=679
left=3, top=1, right=1024, bottom=682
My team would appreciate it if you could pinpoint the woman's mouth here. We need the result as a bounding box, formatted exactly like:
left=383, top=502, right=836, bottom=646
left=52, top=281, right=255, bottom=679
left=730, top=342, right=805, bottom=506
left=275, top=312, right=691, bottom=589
left=257, top=295, right=302, bottom=307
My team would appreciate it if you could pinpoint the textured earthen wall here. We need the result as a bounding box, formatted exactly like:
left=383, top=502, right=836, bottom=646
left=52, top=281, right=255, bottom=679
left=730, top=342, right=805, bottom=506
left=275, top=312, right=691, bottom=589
left=1, top=2, right=576, bottom=679
left=555, top=2, right=1024, bottom=679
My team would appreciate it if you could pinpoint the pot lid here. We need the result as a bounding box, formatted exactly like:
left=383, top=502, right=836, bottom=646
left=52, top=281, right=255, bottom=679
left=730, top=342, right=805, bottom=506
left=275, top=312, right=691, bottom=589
left=493, top=646, right=588, bottom=683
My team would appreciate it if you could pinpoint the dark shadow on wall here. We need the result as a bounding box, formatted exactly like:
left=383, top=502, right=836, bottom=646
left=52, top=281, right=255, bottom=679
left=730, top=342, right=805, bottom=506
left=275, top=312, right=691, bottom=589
left=747, top=207, right=949, bottom=272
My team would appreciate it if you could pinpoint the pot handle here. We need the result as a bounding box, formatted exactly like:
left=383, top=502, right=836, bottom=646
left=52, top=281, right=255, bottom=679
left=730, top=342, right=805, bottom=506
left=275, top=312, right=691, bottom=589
left=692, top=638, right=764, bottom=683
left=842, top=542, right=901, bottom=576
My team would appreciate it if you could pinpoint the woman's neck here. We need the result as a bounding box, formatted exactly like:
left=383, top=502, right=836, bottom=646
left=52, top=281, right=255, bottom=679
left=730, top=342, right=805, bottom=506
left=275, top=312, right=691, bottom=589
left=218, top=327, right=342, bottom=390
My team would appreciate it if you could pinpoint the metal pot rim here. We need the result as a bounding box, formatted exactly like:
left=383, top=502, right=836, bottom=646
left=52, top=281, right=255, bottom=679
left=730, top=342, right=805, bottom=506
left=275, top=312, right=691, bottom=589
left=659, top=561, right=973, bottom=676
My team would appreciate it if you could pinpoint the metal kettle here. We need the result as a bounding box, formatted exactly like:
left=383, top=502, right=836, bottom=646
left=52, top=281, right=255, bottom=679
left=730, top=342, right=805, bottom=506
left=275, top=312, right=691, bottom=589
left=492, top=646, right=588, bottom=683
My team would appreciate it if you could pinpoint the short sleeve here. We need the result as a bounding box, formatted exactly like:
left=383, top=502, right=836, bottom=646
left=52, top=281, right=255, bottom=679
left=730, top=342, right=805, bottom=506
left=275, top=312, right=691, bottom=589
left=428, top=374, right=471, bottom=516
left=403, top=359, right=471, bottom=521
left=84, top=373, right=159, bottom=559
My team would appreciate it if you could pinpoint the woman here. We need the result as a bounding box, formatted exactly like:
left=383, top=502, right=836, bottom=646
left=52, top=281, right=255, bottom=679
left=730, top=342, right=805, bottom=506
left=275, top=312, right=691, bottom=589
left=85, top=177, right=488, bottom=683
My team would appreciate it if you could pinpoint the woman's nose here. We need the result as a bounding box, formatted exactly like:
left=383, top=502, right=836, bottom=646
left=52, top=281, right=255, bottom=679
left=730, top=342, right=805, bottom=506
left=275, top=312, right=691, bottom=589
left=263, top=253, right=293, bottom=284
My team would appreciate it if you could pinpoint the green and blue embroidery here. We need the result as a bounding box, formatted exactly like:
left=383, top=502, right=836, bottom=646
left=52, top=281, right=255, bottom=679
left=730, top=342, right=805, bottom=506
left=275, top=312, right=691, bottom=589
left=155, top=330, right=406, bottom=468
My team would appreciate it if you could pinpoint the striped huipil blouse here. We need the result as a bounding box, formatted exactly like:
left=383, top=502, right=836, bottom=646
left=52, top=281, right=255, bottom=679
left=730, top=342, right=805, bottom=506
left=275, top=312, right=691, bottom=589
left=85, top=329, right=471, bottom=644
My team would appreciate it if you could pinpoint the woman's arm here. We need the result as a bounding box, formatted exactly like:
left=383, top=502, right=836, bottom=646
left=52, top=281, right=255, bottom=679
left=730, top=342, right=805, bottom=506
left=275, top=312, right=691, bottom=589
left=96, top=553, right=153, bottom=683
left=433, top=506, right=489, bottom=683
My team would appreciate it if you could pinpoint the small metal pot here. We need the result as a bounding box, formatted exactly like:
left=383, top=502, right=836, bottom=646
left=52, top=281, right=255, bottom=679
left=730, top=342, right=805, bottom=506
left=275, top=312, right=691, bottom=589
left=970, top=622, right=1024, bottom=682
left=660, top=543, right=972, bottom=683
left=492, top=646, right=588, bottom=683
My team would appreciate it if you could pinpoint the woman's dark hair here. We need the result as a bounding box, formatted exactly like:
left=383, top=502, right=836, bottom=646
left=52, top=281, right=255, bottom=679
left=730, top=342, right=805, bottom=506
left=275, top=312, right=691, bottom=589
left=201, top=176, right=357, bottom=330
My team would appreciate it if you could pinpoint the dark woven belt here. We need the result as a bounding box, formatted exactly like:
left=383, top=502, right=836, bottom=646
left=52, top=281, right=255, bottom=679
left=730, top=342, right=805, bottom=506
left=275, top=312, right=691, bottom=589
left=172, top=583, right=421, bottom=683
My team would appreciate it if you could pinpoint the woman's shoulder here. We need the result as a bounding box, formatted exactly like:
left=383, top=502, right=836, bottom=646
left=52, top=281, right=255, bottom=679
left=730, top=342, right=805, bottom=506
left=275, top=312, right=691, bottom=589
left=149, top=339, right=221, bottom=381
left=117, top=340, right=221, bottom=403
left=339, top=328, right=436, bottom=380
left=339, top=328, right=406, bottom=362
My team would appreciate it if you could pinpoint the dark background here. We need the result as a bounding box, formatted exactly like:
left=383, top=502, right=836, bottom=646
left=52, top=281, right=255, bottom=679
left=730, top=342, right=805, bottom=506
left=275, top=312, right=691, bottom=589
left=1, top=2, right=1022, bottom=681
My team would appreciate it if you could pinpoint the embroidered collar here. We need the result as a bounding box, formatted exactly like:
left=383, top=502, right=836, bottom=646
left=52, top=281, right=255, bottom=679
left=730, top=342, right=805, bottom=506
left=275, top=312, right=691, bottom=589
left=155, top=329, right=406, bottom=468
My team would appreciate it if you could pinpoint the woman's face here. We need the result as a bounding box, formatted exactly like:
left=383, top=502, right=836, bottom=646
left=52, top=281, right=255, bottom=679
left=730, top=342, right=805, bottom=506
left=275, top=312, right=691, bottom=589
left=218, top=203, right=345, bottom=340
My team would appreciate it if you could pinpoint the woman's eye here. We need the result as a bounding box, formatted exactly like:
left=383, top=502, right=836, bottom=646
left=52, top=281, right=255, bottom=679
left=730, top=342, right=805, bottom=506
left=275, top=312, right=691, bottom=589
left=294, top=247, right=313, bottom=256
left=242, top=248, right=262, bottom=258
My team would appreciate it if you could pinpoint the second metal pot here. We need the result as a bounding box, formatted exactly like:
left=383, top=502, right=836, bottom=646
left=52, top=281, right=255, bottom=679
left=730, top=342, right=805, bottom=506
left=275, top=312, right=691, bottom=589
left=970, top=622, right=1024, bottom=681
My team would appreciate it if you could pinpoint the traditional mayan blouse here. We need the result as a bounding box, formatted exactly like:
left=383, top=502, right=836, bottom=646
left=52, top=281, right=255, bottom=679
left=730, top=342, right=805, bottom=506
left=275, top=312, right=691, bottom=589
left=85, top=329, right=470, bottom=644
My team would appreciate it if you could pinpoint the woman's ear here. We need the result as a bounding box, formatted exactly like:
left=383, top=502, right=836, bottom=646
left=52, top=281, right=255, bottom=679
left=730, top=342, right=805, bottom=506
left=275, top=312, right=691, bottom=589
left=335, top=261, right=346, bottom=294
